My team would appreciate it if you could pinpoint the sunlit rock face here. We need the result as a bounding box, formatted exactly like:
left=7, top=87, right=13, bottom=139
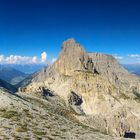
left=54, top=38, right=93, bottom=76
left=20, top=38, right=140, bottom=138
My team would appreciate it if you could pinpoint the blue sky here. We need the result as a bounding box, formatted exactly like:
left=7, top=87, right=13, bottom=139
left=0, top=0, right=140, bottom=64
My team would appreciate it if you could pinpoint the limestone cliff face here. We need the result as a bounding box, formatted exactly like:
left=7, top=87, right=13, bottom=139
left=20, top=38, right=140, bottom=138
left=54, top=38, right=93, bottom=76
left=89, top=52, right=140, bottom=88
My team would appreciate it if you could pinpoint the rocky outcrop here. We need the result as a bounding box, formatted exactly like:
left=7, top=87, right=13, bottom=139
left=54, top=38, right=93, bottom=76
left=20, top=38, right=140, bottom=139
left=88, top=53, right=140, bottom=88
left=68, top=91, right=84, bottom=114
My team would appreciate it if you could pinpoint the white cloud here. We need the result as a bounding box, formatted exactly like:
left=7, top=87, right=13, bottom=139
left=3, top=55, right=38, bottom=64
left=0, top=55, right=5, bottom=62
left=51, top=58, right=56, bottom=63
left=128, top=54, right=140, bottom=58
left=114, top=56, right=123, bottom=60
left=32, top=56, right=38, bottom=64
left=113, top=54, right=123, bottom=60
left=41, top=52, right=47, bottom=62
left=0, top=52, right=48, bottom=65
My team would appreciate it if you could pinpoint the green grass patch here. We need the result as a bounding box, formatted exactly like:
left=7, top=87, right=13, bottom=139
left=2, top=110, right=19, bottom=119
left=15, top=126, right=28, bottom=132
left=134, top=90, right=140, bottom=102
left=33, top=131, right=46, bottom=136
left=119, top=93, right=130, bottom=100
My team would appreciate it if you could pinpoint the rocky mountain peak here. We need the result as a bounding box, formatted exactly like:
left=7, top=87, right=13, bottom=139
left=54, top=38, right=93, bottom=76
left=19, top=39, right=140, bottom=138
left=62, top=38, right=76, bottom=48
left=61, top=38, right=84, bottom=52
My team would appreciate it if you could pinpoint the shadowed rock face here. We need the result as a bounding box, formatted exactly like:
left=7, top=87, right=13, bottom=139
left=68, top=91, right=83, bottom=106
left=68, top=91, right=84, bottom=115
left=20, top=38, right=140, bottom=138
left=124, top=132, right=136, bottom=139
left=0, top=79, right=17, bottom=93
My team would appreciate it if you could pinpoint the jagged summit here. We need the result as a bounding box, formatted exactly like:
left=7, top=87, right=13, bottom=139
left=54, top=38, right=93, bottom=76
left=61, top=38, right=84, bottom=51
left=62, top=38, right=76, bottom=48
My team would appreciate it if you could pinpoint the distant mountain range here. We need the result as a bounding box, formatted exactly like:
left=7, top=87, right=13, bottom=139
left=0, top=64, right=45, bottom=74
left=0, top=66, right=29, bottom=85
left=0, top=78, right=17, bottom=92
left=0, top=64, right=47, bottom=86
left=123, top=64, right=140, bottom=77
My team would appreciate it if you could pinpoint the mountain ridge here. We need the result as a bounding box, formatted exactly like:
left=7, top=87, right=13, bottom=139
left=0, top=66, right=28, bottom=85
left=19, top=38, right=140, bottom=138
left=0, top=78, right=17, bottom=92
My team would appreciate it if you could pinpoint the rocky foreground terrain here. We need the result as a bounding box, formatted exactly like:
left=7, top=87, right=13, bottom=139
left=1, top=38, right=140, bottom=139
left=0, top=88, right=124, bottom=140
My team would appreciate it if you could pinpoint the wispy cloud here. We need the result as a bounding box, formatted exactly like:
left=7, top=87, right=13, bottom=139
left=113, top=54, right=123, bottom=60
left=114, top=56, right=123, bottom=60
left=112, top=54, right=140, bottom=64
left=128, top=54, right=140, bottom=58
left=0, top=52, right=48, bottom=65
left=51, top=58, right=57, bottom=63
